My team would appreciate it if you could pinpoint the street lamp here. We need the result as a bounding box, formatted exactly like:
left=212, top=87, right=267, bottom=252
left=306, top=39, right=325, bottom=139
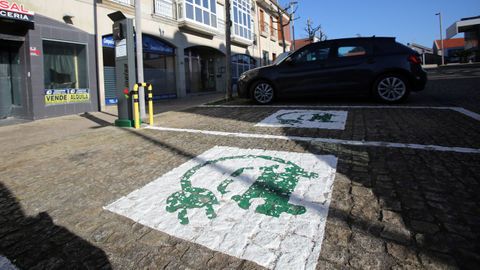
left=436, top=12, right=445, bottom=66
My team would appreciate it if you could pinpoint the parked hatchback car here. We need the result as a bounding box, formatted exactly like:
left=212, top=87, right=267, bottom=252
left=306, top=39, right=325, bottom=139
left=238, top=37, right=427, bottom=104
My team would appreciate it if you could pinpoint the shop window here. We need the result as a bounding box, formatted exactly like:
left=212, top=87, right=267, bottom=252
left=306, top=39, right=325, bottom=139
left=231, top=54, right=256, bottom=80
left=43, top=40, right=88, bottom=90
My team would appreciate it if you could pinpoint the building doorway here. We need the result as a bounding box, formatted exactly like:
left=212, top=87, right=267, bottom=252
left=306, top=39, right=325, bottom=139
left=102, top=34, right=177, bottom=105
left=0, top=41, right=22, bottom=119
left=184, top=46, right=225, bottom=93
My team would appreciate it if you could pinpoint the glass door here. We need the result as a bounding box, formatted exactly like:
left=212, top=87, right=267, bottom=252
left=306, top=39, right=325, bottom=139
left=0, top=43, right=21, bottom=119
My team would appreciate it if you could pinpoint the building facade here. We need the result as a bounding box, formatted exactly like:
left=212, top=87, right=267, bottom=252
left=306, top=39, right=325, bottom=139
left=0, top=0, right=290, bottom=120
left=446, top=16, right=480, bottom=62
left=0, top=0, right=98, bottom=119
left=433, top=38, right=465, bottom=63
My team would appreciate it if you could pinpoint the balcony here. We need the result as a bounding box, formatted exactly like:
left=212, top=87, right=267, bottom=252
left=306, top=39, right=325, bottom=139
left=232, top=35, right=253, bottom=46
left=154, top=0, right=175, bottom=19
left=176, top=0, right=218, bottom=36
left=110, top=0, right=134, bottom=6
left=270, top=27, right=277, bottom=41
left=260, top=22, right=269, bottom=38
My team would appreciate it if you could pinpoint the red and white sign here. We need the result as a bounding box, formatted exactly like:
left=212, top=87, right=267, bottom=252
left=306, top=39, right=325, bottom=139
left=0, top=1, right=34, bottom=23
left=30, top=47, right=40, bottom=56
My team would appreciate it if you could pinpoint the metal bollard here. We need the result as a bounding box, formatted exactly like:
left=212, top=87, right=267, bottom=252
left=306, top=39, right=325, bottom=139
left=147, top=83, right=154, bottom=125
left=132, top=84, right=140, bottom=129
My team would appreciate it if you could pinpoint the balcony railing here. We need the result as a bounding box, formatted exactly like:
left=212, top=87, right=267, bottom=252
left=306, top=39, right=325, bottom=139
left=260, top=22, right=269, bottom=38
left=270, top=27, right=278, bottom=41
left=218, top=18, right=226, bottom=35
left=154, top=0, right=175, bottom=19
left=111, top=0, right=134, bottom=6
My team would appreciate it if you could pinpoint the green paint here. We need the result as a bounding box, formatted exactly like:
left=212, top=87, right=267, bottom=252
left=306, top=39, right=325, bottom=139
left=276, top=111, right=335, bottom=125
left=166, top=155, right=318, bottom=224
left=217, top=179, right=234, bottom=195
left=217, top=167, right=253, bottom=195
left=276, top=112, right=303, bottom=125
left=309, top=113, right=334, bottom=123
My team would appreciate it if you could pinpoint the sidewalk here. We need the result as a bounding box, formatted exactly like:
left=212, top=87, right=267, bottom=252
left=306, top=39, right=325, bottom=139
left=0, top=93, right=223, bottom=153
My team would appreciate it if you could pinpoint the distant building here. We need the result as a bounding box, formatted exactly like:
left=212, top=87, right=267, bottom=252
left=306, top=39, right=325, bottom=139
left=433, top=38, right=465, bottom=63
left=291, top=37, right=318, bottom=51
left=407, top=43, right=434, bottom=64
left=446, top=15, right=480, bottom=62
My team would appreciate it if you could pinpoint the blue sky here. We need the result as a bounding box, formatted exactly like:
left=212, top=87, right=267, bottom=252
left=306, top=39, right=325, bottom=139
left=278, top=0, right=480, bottom=47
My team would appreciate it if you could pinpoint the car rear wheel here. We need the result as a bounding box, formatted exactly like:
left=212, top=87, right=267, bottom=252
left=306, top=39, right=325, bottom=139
left=251, top=81, right=274, bottom=104
left=373, top=74, right=410, bottom=103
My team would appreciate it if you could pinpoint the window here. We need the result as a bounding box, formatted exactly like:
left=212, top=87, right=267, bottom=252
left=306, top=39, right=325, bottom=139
left=232, top=0, right=252, bottom=40
left=111, top=0, right=133, bottom=6
left=270, top=16, right=275, bottom=37
left=184, top=0, right=217, bottom=28
left=272, top=53, right=277, bottom=62
left=262, top=50, right=269, bottom=65
left=231, top=54, right=256, bottom=79
left=154, top=0, right=174, bottom=19
left=43, top=40, right=88, bottom=90
left=260, top=9, right=265, bottom=32
left=338, top=46, right=366, bottom=57
left=294, top=46, right=330, bottom=63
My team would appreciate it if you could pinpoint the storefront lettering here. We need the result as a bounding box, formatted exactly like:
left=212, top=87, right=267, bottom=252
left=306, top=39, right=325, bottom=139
left=0, top=1, right=34, bottom=23
left=0, top=10, right=29, bottom=20
left=0, top=1, right=32, bottom=14
left=44, top=89, right=90, bottom=105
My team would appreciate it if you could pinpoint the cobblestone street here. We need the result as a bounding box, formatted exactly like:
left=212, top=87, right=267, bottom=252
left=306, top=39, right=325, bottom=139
left=1, top=68, right=480, bottom=269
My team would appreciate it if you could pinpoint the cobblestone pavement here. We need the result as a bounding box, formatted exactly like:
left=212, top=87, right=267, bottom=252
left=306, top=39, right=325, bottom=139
left=1, top=73, right=480, bottom=269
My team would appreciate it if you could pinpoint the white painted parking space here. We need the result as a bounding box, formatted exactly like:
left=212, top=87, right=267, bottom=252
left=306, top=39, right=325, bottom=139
left=105, top=146, right=338, bottom=270
left=199, top=105, right=480, bottom=122
left=255, top=110, right=348, bottom=129
left=146, top=126, right=480, bottom=154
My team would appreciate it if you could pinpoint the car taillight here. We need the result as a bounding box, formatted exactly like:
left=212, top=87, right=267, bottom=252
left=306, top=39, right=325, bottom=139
left=408, top=54, right=422, bottom=65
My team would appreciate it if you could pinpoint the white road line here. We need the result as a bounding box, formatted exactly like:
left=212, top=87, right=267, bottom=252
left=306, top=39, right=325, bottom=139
left=450, top=107, right=480, bottom=121
left=146, top=126, right=480, bottom=154
left=198, top=105, right=480, bottom=122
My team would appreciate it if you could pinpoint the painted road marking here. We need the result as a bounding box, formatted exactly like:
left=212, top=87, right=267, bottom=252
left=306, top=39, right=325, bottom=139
left=198, top=105, right=480, bottom=122
left=255, top=110, right=348, bottom=129
left=145, top=126, right=480, bottom=154
left=0, top=256, right=18, bottom=270
left=105, top=146, right=338, bottom=270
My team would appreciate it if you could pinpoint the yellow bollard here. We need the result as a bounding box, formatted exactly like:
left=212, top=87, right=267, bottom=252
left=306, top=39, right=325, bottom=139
left=147, top=84, right=154, bottom=125
left=133, top=84, right=140, bottom=129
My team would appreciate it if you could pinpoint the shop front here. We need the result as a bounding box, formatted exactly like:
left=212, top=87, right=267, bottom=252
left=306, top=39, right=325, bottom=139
left=102, top=34, right=177, bottom=105
left=0, top=1, right=98, bottom=120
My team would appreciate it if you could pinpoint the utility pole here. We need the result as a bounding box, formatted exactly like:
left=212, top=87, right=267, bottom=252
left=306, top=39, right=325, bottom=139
left=279, top=14, right=286, bottom=52
left=289, top=1, right=297, bottom=51
left=135, top=0, right=146, bottom=118
left=225, top=0, right=233, bottom=100
left=436, top=12, right=445, bottom=66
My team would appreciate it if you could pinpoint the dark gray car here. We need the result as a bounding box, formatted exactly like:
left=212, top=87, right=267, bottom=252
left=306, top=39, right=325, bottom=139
left=238, top=37, right=427, bottom=104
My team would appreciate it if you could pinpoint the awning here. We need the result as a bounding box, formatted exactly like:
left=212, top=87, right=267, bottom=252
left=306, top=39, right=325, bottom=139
left=447, top=17, right=480, bottom=39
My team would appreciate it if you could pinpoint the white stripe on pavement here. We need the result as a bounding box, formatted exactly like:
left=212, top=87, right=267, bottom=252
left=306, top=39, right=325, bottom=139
left=146, top=126, right=480, bottom=154
left=198, top=105, right=480, bottom=122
